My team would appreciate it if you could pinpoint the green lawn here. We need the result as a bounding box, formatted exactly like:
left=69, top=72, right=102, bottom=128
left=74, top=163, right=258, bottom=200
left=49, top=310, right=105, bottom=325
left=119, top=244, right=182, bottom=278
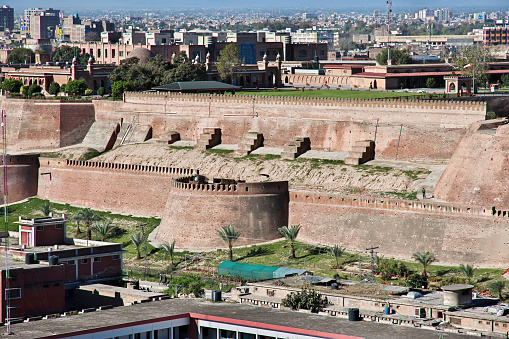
left=234, top=89, right=456, bottom=100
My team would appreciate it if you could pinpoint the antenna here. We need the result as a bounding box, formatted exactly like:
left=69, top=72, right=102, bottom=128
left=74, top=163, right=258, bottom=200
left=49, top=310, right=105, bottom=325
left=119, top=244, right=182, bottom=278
left=387, top=0, right=392, bottom=63
left=2, top=110, right=11, bottom=334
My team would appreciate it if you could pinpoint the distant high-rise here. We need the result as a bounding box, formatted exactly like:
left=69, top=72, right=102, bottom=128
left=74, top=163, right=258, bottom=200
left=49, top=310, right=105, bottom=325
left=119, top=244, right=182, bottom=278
left=21, top=8, right=60, bottom=39
left=0, top=6, right=14, bottom=32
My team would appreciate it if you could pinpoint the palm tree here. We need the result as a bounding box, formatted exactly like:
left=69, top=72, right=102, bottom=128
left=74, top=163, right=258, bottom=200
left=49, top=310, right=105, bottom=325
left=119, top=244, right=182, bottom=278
left=91, top=220, right=116, bottom=242
left=217, top=225, right=241, bottom=261
left=486, top=279, right=506, bottom=299
left=73, top=208, right=104, bottom=240
left=412, top=251, right=437, bottom=277
left=278, top=225, right=301, bottom=259
left=459, top=264, right=476, bottom=284
left=329, top=245, right=346, bottom=268
left=160, top=240, right=176, bottom=266
left=129, top=233, right=144, bottom=260
left=40, top=201, right=52, bottom=217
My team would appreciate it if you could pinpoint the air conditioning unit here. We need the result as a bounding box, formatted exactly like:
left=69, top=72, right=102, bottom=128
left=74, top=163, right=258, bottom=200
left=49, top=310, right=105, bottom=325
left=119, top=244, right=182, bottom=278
left=414, top=308, right=426, bottom=318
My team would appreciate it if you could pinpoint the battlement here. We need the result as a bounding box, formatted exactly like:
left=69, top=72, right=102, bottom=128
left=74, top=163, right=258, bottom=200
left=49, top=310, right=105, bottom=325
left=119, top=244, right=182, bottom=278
left=123, top=92, right=486, bottom=112
left=172, top=177, right=288, bottom=195
left=39, top=157, right=197, bottom=177
left=290, top=190, right=502, bottom=218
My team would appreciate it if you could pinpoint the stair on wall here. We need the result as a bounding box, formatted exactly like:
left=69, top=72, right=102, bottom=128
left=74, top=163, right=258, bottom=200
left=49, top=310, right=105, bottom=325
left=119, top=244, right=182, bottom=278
left=195, top=128, right=221, bottom=150
left=113, top=123, right=132, bottom=148
left=235, top=132, right=264, bottom=156
left=281, top=137, right=311, bottom=160
left=344, top=140, right=375, bottom=165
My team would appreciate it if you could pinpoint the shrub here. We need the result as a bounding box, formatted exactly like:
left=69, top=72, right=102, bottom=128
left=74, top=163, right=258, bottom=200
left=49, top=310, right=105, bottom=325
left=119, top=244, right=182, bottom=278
left=65, top=79, right=87, bottom=96
left=97, top=87, right=105, bottom=96
left=405, top=273, right=428, bottom=289
left=84, top=89, right=93, bottom=96
left=281, top=288, right=328, bottom=313
left=501, top=74, right=509, bottom=87
left=21, top=85, right=29, bottom=98
left=1, top=79, right=23, bottom=93
left=60, top=84, right=66, bottom=93
left=48, top=82, right=60, bottom=95
left=164, top=274, right=205, bottom=297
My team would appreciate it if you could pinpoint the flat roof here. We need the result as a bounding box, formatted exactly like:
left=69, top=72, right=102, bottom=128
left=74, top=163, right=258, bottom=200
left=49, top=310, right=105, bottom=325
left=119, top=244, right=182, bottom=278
left=6, top=298, right=479, bottom=339
left=442, top=284, right=475, bottom=291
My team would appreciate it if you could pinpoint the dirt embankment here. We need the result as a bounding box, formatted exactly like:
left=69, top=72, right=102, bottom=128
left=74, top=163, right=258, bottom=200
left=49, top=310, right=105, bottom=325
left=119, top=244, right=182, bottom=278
left=90, top=144, right=427, bottom=195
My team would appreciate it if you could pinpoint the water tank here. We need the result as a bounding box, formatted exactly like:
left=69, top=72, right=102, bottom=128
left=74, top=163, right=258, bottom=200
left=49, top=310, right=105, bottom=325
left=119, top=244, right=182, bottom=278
left=348, top=308, right=360, bottom=321
left=49, top=255, right=59, bottom=266
left=25, top=253, right=35, bottom=265
left=211, top=290, right=222, bottom=302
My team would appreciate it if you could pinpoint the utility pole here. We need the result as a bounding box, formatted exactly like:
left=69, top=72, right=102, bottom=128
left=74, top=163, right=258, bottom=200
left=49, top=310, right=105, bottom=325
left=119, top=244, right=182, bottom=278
left=366, top=246, right=379, bottom=282
left=137, top=223, right=149, bottom=279
left=387, top=0, right=392, bottom=62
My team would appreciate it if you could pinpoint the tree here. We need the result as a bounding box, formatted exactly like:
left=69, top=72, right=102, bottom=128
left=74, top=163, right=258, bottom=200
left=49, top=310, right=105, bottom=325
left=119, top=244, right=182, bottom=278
left=459, top=264, right=475, bottom=284
left=216, top=44, right=242, bottom=84
left=108, top=55, right=170, bottom=90
left=426, top=78, right=438, bottom=88
left=28, top=84, right=42, bottom=96
left=412, top=251, right=437, bottom=278
left=405, top=273, right=428, bottom=289
left=501, top=74, right=509, bottom=88
left=486, top=279, right=506, bottom=299
left=217, top=225, right=241, bottom=261
left=160, top=240, right=176, bottom=266
left=375, top=48, right=411, bottom=66
left=1, top=79, right=23, bottom=93
left=162, top=61, right=207, bottom=84
left=97, top=87, right=105, bottom=96
left=6, top=48, right=35, bottom=64
left=51, top=45, right=94, bottom=65
left=40, top=202, right=52, bottom=216
left=72, top=208, right=104, bottom=240
left=453, top=45, right=492, bottom=90
left=329, top=245, right=345, bottom=268
left=48, top=82, right=60, bottom=95
left=278, top=225, right=301, bottom=259
left=91, top=220, right=116, bottom=242
left=112, top=81, right=134, bottom=100
left=65, top=79, right=87, bottom=96
left=130, top=233, right=145, bottom=260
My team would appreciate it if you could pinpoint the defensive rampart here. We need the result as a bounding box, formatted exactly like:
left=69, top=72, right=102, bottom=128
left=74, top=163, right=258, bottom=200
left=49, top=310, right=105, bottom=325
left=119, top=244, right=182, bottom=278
left=1, top=99, right=95, bottom=152
left=92, top=93, right=484, bottom=163
left=154, top=177, right=289, bottom=250
left=434, top=119, right=509, bottom=210
left=289, top=190, right=509, bottom=267
left=37, top=158, right=197, bottom=217
left=0, top=155, right=39, bottom=203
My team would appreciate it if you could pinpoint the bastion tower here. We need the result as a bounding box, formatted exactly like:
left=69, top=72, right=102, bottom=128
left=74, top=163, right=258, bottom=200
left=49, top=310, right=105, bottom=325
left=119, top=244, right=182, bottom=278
left=155, top=176, right=289, bottom=250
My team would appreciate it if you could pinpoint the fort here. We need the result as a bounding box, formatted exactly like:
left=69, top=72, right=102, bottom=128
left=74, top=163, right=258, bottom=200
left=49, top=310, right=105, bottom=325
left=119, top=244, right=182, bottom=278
left=2, top=92, right=508, bottom=267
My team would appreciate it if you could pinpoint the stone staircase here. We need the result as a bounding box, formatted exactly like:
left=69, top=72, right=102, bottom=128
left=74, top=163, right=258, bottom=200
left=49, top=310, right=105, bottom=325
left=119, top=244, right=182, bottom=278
left=281, top=137, right=311, bottom=160
left=344, top=140, right=375, bottom=165
left=195, top=128, right=221, bottom=150
left=115, top=123, right=152, bottom=147
left=235, top=132, right=263, bottom=156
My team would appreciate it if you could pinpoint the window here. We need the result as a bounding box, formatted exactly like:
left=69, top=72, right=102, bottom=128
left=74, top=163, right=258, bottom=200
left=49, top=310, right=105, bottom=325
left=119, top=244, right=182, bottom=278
left=94, top=257, right=101, bottom=262
left=162, top=38, right=166, bottom=43
left=450, top=317, right=461, bottom=325
left=105, top=49, right=108, bottom=58
left=5, top=288, right=21, bottom=299
left=113, top=255, right=120, bottom=260
left=67, top=260, right=75, bottom=265
left=36, top=226, right=43, bottom=231
left=112, top=49, right=115, bottom=58
left=119, top=51, right=124, bottom=57
left=98, top=49, right=101, bottom=58
left=81, top=259, right=88, bottom=264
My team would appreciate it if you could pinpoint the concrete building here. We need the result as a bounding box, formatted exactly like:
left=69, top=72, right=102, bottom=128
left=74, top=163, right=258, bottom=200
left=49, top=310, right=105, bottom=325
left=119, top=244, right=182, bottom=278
left=0, top=6, right=14, bottom=32
left=27, top=8, right=61, bottom=39
left=61, top=14, right=115, bottom=42
left=484, top=26, right=509, bottom=45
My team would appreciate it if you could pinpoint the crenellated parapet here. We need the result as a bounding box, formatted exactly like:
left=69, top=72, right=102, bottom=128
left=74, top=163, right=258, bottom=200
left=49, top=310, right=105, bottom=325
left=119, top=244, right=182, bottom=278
left=172, top=177, right=287, bottom=196
left=123, top=92, right=486, bottom=112
left=39, top=157, right=197, bottom=177
left=290, top=190, right=500, bottom=218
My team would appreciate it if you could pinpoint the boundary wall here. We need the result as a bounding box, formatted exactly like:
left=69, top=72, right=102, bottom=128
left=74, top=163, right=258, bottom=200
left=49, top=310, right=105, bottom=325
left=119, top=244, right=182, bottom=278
left=289, top=190, right=509, bottom=267
left=37, top=158, right=197, bottom=217
left=0, top=155, right=39, bottom=203
left=92, top=94, right=484, bottom=163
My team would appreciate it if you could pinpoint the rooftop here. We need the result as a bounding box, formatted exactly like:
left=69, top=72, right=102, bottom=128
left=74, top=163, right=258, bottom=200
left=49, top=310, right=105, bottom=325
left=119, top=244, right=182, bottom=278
left=6, top=298, right=480, bottom=339
left=442, top=284, right=475, bottom=292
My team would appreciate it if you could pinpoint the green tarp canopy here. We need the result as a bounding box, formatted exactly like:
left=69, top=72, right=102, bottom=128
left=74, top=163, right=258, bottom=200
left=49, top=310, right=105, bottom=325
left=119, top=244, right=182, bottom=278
left=218, top=261, right=309, bottom=281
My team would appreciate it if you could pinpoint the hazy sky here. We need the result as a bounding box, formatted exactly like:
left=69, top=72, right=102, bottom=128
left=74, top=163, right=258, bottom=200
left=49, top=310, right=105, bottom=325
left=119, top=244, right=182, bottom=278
left=10, top=0, right=509, bottom=11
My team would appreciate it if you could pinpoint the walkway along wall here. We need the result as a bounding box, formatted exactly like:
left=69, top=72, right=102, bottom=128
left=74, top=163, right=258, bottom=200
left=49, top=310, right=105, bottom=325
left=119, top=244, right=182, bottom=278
left=93, top=94, right=485, bottom=163
left=289, top=191, right=509, bottom=267
left=37, top=158, right=197, bottom=217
